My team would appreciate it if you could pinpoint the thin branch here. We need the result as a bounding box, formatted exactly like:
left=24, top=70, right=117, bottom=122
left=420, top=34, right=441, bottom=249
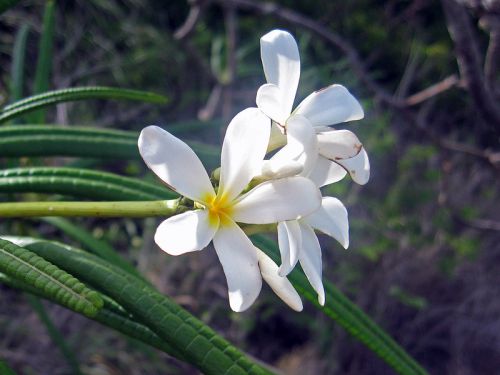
left=480, top=14, right=500, bottom=89
left=174, top=0, right=206, bottom=40
left=405, top=75, right=461, bottom=106
left=441, top=0, right=500, bottom=129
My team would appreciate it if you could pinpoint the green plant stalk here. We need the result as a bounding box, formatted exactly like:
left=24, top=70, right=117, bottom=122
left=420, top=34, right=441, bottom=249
left=10, top=24, right=30, bottom=103
left=29, top=0, right=55, bottom=123
left=0, top=200, right=182, bottom=218
left=26, top=295, right=83, bottom=375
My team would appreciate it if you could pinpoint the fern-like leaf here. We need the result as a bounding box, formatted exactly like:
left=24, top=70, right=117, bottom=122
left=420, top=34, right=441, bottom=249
left=0, top=238, right=103, bottom=317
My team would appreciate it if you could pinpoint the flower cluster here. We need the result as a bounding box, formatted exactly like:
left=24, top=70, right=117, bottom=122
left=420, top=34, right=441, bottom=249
left=138, top=30, right=369, bottom=312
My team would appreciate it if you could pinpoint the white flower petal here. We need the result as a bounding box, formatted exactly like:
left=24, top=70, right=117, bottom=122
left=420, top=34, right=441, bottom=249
left=295, top=84, right=364, bottom=127
left=219, top=108, right=270, bottom=201
left=261, top=159, right=303, bottom=179
left=154, top=210, right=217, bottom=256
left=213, top=224, right=262, bottom=312
left=138, top=126, right=214, bottom=202
left=260, top=29, right=300, bottom=118
left=256, top=83, right=290, bottom=125
left=232, top=177, right=321, bottom=224
left=298, top=222, right=325, bottom=305
left=256, top=248, right=303, bottom=311
left=307, top=155, right=347, bottom=187
left=277, top=220, right=301, bottom=276
left=304, top=197, right=349, bottom=249
left=269, top=114, right=318, bottom=177
left=317, top=129, right=363, bottom=160
left=336, top=147, right=370, bottom=185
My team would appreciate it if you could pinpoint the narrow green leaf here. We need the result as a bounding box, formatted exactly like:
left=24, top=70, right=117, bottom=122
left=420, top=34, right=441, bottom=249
left=0, top=125, right=220, bottom=165
left=42, top=217, right=147, bottom=282
left=251, top=234, right=428, bottom=375
left=0, top=167, right=176, bottom=200
left=0, top=87, right=168, bottom=123
left=10, top=24, right=30, bottom=103
left=29, top=0, right=56, bottom=123
left=13, top=237, right=272, bottom=375
left=26, top=295, right=83, bottom=375
left=0, top=237, right=103, bottom=317
left=0, top=271, right=183, bottom=360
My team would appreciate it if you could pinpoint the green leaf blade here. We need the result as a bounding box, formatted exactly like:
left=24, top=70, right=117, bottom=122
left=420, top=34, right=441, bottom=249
left=0, top=238, right=103, bottom=317
left=0, top=87, right=168, bottom=123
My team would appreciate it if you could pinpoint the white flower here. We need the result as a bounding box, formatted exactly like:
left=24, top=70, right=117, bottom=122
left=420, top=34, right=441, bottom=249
left=277, top=197, right=348, bottom=305
left=256, top=29, right=369, bottom=186
left=138, top=108, right=321, bottom=312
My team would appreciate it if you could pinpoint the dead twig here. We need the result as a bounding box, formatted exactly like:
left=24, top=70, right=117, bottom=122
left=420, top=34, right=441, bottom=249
left=405, top=75, right=461, bottom=106
left=441, top=0, right=500, bottom=130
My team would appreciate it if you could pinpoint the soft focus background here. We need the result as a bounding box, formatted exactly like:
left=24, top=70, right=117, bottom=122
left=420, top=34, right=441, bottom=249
left=1, top=0, right=500, bottom=374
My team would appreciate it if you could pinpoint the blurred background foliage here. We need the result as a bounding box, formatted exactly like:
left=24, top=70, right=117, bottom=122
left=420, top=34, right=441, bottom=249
left=1, top=0, right=499, bottom=374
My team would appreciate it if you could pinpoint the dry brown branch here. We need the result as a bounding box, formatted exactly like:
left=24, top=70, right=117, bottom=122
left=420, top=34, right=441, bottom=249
left=480, top=14, right=500, bottom=88
left=174, top=0, right=207, bottom=40
left=405, top=75, right=461, bottom=106
left=441, top=0, right=500, bottom=129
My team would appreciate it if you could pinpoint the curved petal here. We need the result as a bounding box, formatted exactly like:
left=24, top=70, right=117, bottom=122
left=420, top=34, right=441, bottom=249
left=298, top=222, right=325, bottom=305
left=336, top=147, right=370, bottom=185
left=138, top=126, right=214, bottom=202
left=232, top=177, right=321, bottom=224
left=154, top=210, right=217, bottom=256
left=260, top=29, right=300, bottom=118
left=307, top=155, right=347, bottom=187
left=317, top=129, right=363, bottom=160
left=213, top=223, right=262, bottom=312
left=303, top=197, right=349, bottom=249
left=219, top=108, right=271, bottom=201
left=256, top=248, right=303, bottom=311
left=295, top=84, right=364, bottom=127
left=261, top=159, right=303, bottom=179
left=269, top=114, right=318, bottom=177
left=277, top=220, right=301, bottom=276
left=256, top=83, right=290, bottom=125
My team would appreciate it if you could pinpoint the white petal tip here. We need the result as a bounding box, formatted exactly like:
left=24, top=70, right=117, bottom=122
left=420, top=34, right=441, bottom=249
left=318, top=293, right=326, bottom=306
left=229, top=292, right=255, bottom=312
left=290, top=300, right=304, bottom=312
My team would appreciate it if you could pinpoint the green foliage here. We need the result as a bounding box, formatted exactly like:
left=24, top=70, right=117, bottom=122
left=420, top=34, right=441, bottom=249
left=0, top=238, right=103, bottom=317
left=0, top=125, right=220, bottom=166
left=0, top=87, right=168, bottom=123
left=251, top=234, right=428, bottom=375
left=29, top=0, right=56, bottom=123
left=389, top=286, right=428, bottom=310
left=10, top=24, right=30, bottom=103
left=13, top=237, right=272, bottom=375
left=0, top=167, right=176, bottom=200
left=0, top=359, right=17, bottom=375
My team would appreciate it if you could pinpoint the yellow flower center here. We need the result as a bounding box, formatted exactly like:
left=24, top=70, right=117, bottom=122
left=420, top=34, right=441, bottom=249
left=203, top=192, right=234, bottom=228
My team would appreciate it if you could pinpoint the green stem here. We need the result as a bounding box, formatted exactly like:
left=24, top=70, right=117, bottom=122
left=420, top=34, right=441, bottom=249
left=0, top=200, right=183, bottom=218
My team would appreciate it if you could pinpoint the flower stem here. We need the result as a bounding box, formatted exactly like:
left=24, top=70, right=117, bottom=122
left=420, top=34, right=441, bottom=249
left=0, top=200, right=183, bottom=218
